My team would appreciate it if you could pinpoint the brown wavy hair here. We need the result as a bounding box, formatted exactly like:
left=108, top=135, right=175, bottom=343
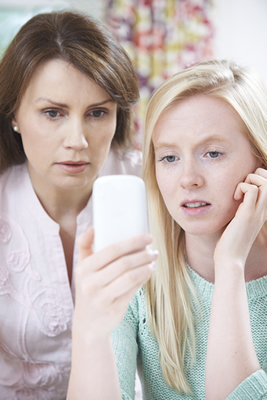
left=0, top=11, right=139, bottom=173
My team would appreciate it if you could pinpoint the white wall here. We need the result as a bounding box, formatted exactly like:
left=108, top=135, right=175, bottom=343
left=1, top=0, right=266, bottom=87
left=0, top=0, right=105, bottom=54
left=0, top=0, right=104, bottom=21
left=214, top=0, right=267, bottom=87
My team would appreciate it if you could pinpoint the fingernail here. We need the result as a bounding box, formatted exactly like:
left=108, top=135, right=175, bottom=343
left=147, top=249, right=159, bottom=258
left=148, top=261, right=156, bottom=270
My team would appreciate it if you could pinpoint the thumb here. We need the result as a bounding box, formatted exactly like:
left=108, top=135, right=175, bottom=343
left=77, top=226, right=94, bottom=262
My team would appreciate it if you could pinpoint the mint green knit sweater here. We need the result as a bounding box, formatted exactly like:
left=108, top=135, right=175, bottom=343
left=111, top=267, right=267, bottom=399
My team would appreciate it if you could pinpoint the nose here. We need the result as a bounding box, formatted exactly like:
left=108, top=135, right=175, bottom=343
left=180, top=158, right=204, bottom=189
left=63, top=117, right=88, bottom=150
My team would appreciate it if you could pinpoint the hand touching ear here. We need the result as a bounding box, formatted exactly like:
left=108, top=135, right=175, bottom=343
left=234, top=167, right=267, bottom=207
left=206, top=168, right=266, bottom=400
left=214, top=167, right=267, bottom=268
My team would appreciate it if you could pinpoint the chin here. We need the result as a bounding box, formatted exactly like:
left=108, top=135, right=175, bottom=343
left=53, top=177, right=91, bottom=190
left=179, top=222, right=227, bottom=238
left=177, top=211, right=235, bottom=237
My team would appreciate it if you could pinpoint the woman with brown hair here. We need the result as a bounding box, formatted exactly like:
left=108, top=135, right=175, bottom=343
left=0, top=10, right=154, bottom=399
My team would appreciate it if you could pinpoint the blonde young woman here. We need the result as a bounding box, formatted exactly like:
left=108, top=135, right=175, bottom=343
left=69, top=60, right=267, bottom=400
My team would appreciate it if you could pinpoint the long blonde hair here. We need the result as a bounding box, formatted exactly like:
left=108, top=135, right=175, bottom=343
left=142, top=59, right=267, bottom=393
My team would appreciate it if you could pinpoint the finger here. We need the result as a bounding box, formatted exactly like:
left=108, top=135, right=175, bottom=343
left=234, top=170, right=267, bottom=202
left=90, top=233, right=153, bottom=272
left=107, top=263, right=155, bottom=301
left=111, top=281, right=150, bottom=315
left=234, top=182, right=259, bottom=206
left=254, top=167, right=267, bottom=178
left=98, top=248, right=158, bottom=286
left=244, top=172, right=267, bottom=207
left=244, top=173, right=267, bottom=187
left=77, top=226, right=94, bottom=262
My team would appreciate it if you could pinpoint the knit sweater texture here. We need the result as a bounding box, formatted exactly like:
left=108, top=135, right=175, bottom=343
left=111, top=267, right=267, bottom=399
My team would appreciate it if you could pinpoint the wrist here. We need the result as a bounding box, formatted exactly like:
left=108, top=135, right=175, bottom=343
left=72, top=321, right=111, bottom=348
left=214, top=258, right=245, bottom=281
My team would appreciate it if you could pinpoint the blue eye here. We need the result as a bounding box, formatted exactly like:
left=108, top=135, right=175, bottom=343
left=158, top=155, right=178, bottom=163
left=164, top=155, right=177, bottom=162
left=207, top=151, right=221, bottom=158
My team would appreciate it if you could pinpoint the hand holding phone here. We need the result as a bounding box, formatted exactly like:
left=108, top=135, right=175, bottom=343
left=74, top=175, right=156, bottom=345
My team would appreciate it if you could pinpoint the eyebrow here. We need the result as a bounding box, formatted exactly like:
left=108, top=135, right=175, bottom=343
left=35, top=97, right=115, bottom=108
left=154, top=134, right=231, bottom=150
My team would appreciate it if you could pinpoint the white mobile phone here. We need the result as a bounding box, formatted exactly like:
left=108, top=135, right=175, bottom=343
left=92, top=175, right=149, bottom=252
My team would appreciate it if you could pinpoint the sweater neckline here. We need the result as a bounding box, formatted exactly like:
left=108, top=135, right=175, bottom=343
left=187, top=265, right=267, bottom=300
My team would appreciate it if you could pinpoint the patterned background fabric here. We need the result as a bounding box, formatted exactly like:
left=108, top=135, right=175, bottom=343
left=0, top=0, right=214, bottom=147
left=105, top=0, right=214, bottom=146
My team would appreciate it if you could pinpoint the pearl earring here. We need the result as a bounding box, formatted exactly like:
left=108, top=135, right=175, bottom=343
left=13, top=126, right=18, bottom=132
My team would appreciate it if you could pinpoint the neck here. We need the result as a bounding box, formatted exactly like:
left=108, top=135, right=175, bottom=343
left=28, top=170, right=92, bottom=224
left=185, top=228, right=267, bottom=284
left=185, top=232, right=220, bottom=283
left=39, top=188, right=91, bottom=224
left=244, top=229, right=267, bottom=282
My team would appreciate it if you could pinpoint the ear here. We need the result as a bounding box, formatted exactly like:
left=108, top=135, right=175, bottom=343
left=11, top=116, right=20, bottom=133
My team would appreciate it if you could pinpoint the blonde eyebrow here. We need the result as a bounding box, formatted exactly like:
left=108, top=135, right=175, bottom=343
left=154, top=134, right=230, bottom=150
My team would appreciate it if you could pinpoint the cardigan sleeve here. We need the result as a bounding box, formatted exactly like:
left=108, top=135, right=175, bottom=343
left=227, top=369, right=267, bottom=400
left=111, top=294, right=140, bottom=400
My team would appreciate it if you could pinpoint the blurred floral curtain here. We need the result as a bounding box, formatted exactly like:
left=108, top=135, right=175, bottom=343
left=105, top=0, right=214, bottom=145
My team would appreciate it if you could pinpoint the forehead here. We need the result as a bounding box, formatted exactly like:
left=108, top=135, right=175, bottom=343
left=21, top=58, right=110, bottom=103
left=152, top=94, right=249, bottom=147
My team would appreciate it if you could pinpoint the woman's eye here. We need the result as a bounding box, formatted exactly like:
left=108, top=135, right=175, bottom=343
left=207, top=151, right=221, bottom=158
left=90, top=110, right=105, bottom=118
left=45, top=110, right=60, bottom=118
left=163, top=155, right=177, bottom=163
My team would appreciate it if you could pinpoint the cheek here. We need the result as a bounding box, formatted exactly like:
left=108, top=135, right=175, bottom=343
left=155, top=165, right=165, bottom=192
left=19, top=128, right=39, bottom=152
left=19, top=116, right=48, bottom=142
left=109, top=122, right=117, bottom=141
left=110, top=116, right=117, bottom=138
left=92, top=119, right=117, bottom=145
left=222, top=157, right=259, bottom=198
left=214, top=171, right=245, bottom=221
left=104, top=113, right=117, bottom=135
left=20, top=128, right=56, bottom=155
left=156, top=166, right=175, bottom=205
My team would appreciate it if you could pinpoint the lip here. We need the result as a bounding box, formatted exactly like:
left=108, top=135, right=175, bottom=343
left=180, top=199, right=211, bottom=216
left=56, top=160, right=90, bottom=174
left=58, top=160, right=89, bottom=165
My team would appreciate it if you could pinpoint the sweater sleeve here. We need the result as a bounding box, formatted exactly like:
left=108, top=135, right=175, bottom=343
left=111, top=293, right=139, bottom=400
left=227, top=369, right=267, bottom=400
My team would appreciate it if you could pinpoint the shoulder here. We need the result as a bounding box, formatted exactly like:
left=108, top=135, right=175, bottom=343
left=0, top=163, right=38, bottom=221
left=100, top=146, right=142, bottom=178
left=111, top=288, right=146, bottom=342
left=0, top=164, right=26, bottom=194
left=0, top=165, right=13, bottom=185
